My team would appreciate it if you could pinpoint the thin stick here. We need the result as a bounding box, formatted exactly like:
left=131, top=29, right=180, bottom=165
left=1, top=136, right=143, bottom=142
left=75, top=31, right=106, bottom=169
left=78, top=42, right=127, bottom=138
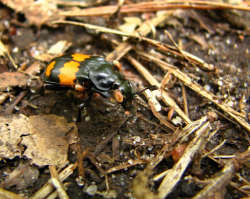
left=202, top=139, right=227, bottom=158
left=60, top=1, right=250, bottom=17
left=182, top=84, right=189, bottom=117
left=30, top=163, right=77, bottom=199
left=49, top=166, right=69, bottom=199
left=158, top=121, right=210, bottom=198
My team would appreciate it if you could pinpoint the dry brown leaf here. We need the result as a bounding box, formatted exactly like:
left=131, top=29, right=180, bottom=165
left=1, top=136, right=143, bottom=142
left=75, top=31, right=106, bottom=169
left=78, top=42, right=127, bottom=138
left=189, top=34, right=211, bottom=49
left=0, top=72, right=28, bottom=91
left=0, top=114, right=73, bottom=167
left=164, top=17, right=182, bottom=28
left=47, top=40, right=72, bottom=55
left=1, top=0, right=65, bottom=27
left=2, top=160, right=39, bottom=190
left=156, top=10, right=181, bottom=28
left=118, top=17, right=142, bottom=34
left=21, top=115, right=74, bottom=168
left=97, top=153, right=114, bottom=164
left=0, top=114, right=29, bottom=160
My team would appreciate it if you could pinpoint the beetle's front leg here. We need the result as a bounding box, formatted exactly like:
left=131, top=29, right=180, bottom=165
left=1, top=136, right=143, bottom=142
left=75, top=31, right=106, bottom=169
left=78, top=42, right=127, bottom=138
left=76, top=88, right=110, bottom=122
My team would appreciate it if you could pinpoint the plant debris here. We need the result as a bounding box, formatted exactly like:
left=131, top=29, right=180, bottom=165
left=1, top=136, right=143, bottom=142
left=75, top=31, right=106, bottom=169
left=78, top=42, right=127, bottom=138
left=1, top=160, right=39, bottom=190
left=21, top=115, right=74, bottom=168
left=0, top=114, right=75, bottom=168
left=0, top=72, right=28, bottom=91
left=1, top=0, right=65, bottom=27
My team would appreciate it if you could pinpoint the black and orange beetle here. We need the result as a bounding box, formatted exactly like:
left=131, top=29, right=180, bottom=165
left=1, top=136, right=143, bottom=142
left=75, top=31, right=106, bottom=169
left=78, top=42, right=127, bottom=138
left=43, top=53, right=135, bottom=111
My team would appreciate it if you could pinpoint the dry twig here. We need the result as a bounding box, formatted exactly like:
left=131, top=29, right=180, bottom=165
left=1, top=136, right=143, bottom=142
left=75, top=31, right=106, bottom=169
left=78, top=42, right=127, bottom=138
left=60, top=0, right=250, bottom=17
left=30, top=163, right=77, bottom=199
left=157, top=119, right=211, bottom=198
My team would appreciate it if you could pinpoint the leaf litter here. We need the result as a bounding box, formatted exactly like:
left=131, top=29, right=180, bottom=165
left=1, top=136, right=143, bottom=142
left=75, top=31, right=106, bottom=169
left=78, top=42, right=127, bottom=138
left=1, top=159, right=39, bottom=190
left=0, top=114, right=74, bottom=167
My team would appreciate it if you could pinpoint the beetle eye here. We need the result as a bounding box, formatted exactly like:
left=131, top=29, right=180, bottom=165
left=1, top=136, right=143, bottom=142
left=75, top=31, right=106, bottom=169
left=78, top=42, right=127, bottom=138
left=113, top=82, right=119, bottom=89
left=113, top=80, right=122, bottom=90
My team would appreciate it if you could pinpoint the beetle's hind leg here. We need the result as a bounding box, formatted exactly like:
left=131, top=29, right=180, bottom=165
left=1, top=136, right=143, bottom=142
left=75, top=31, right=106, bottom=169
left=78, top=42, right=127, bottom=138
left=43, top=83, right=71, bottom=91
left=77, top=104, right=85, bottom=123
left=76, top=92, right=94, bottom=122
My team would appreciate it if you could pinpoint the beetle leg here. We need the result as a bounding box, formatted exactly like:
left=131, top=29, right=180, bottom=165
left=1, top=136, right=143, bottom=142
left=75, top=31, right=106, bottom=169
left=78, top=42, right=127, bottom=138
left=44, top=83, right=70, bottom=91
left=40, top=84, right=45, bottom=96
left=91, top=87, right=110, bottom=98
left=77, top=101, right=87, bottom=122
left=77, top=91, right=94, bottom=122
left=74, top=83, right=86, bottom=92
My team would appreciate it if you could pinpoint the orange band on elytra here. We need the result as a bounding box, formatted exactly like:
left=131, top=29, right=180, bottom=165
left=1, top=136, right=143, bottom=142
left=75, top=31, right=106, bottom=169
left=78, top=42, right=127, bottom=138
left=58, top=61, right=80, bottom=85
left=72, top=53, right=91, bottom=62
left=45, top=61, right=56, bottom=77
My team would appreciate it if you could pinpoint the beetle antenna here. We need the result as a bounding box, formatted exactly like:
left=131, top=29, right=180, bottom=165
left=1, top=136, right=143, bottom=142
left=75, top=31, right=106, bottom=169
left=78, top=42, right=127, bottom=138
left=132, top=85, right=158, bottom=96
left=133, top=95, right=151, bottom=109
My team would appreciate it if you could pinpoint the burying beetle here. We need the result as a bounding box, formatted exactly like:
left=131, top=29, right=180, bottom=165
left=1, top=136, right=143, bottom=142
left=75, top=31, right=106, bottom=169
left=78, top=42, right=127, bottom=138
left=43, top=53, right=156, bottom=121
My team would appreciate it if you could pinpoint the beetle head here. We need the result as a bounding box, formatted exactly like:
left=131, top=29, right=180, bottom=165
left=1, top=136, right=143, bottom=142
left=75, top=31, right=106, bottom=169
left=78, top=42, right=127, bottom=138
left=112, top=80, right=134, bottom=109
left=112, top=79, right=157, bottom=109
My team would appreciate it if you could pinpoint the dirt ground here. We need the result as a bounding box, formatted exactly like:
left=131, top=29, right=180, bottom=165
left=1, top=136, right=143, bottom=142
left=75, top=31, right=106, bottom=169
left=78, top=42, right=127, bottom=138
left=0, top=1, right=250, bottom=199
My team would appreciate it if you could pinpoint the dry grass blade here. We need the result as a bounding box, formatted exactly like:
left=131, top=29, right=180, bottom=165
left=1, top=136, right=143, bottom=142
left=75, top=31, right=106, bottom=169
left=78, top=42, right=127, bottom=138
left=0, top=40, right=18, bottom=69
left=192, top=160, right=236, bottom=199
left=126, top=55, right=192, bottom=125
left=53, top=11, right=173, bottom=61
left=202, top=139, right=227, bottom=158
left=182, top=84, right=189, bottom=117
left=136, top=38, right=215, bottom=71
left=30, top=163, right=77, bottom=199
left=107, top=11, right=173, bottom=61
left=53, top=18, right=214, bottom=72
left=136, top=51, right=250, bottom=133
left=49, top=165, right=69, bottom=199
left=56, top=0, right=105, bottom=7
left=0, top=188, right=26, bottom=199
left=157, top=119, right=211, bottom=198
left=145, top=127, right=182, bottom=169
left=53, top=20, right=131, bottom=37
left=164, top=30, right=196, bottom=68
left=60, top=0, right=250, bottom=17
